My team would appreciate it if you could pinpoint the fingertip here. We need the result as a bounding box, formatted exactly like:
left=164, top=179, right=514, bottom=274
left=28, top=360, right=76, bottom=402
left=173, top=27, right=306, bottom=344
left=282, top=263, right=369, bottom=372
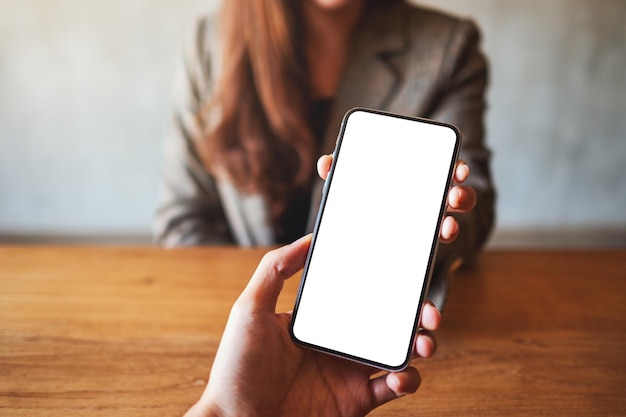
left=440, top=216, right=459, bottom=243
left=317, top=154, right=333, bottom=180
left=455, top=161, right=470, bottom=182
left=421, top=302, right=442, bottom=331
left=455, top=187, right=465, bottom=204
left=387, top=367, right=421, bottom=396
left=290, top=233, right=312, bottom=248
left=415, top=333, right=437, bottom=358
left=447, top=186, right=464, bottom=208
left=370, top=367, right=421, bottom=408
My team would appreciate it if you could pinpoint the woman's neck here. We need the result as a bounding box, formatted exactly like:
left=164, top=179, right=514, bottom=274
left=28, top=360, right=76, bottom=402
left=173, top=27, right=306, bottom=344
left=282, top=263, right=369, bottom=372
left=301, top=1, right=367, bottom=98
left=302, top=1, right=366, bottom=45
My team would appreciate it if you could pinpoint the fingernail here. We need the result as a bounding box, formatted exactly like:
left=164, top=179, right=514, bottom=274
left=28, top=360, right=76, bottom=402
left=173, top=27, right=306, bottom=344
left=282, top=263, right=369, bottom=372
left=290, top=234, right=312, bottom=246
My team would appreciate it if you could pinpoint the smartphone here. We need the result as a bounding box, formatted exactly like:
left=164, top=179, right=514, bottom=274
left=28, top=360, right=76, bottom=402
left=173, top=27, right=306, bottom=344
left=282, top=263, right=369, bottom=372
left=290, top=108, right=461, bottom=371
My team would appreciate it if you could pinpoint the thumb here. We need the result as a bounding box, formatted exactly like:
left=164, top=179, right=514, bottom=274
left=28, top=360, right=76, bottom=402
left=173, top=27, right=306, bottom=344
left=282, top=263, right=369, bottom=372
left=241, top=234, right=312, bottom=312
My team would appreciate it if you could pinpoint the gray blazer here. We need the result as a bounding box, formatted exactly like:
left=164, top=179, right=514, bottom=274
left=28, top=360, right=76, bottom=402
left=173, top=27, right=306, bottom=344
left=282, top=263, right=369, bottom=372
left=154, top=1, right=495, bottom=308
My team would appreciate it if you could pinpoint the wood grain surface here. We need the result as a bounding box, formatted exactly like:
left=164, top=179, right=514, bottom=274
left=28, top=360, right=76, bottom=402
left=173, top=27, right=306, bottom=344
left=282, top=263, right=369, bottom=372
left=1, top=247, right=625, bottom=416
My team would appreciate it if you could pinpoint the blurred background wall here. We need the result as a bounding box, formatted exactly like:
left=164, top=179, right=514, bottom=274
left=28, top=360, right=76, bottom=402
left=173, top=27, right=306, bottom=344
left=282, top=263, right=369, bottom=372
left=1, top=0, right=625, bottom=246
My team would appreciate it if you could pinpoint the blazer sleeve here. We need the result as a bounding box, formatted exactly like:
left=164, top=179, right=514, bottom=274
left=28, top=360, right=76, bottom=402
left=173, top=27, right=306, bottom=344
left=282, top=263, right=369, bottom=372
left=153, top=18, right=235, bottom=246
left=430, top=19, right=496, bottom=274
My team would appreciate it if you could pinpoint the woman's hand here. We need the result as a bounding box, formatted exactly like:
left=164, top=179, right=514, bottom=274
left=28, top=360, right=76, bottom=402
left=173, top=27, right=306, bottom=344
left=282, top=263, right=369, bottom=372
left=317, top=154, right=476, bottom=244
left=186, top=235, right=441, bottom=417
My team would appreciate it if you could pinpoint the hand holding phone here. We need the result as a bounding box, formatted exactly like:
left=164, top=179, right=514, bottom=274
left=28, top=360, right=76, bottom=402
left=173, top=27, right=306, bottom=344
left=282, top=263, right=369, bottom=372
left=290, top=108, right=460, bottom=371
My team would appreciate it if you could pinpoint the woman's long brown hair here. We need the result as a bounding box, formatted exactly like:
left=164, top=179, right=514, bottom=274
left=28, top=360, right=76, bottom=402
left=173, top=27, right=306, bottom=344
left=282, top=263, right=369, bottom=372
left=198, top=0, right=316, bottom=225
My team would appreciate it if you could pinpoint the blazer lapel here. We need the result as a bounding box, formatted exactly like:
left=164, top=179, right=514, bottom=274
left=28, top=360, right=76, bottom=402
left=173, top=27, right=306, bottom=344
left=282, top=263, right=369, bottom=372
left=324, top=2, right=409, bottom=152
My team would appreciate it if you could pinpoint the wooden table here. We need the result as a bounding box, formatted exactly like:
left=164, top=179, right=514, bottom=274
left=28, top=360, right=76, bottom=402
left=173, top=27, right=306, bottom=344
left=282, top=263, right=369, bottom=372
left=1, top=247, right=625, bottom=416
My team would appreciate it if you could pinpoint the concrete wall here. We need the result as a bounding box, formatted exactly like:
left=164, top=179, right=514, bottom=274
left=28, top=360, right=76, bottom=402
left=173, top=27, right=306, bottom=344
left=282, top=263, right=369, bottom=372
left=0, top=0, right=219, bottom=241
left=1, top=0, right=625, bottom=245
left=419, top=0, right=626, bottom=246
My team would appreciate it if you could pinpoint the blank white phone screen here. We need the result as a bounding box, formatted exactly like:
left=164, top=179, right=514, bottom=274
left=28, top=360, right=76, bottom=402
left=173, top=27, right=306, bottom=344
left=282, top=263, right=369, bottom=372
left=291, top=109, right=459, bottom=370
